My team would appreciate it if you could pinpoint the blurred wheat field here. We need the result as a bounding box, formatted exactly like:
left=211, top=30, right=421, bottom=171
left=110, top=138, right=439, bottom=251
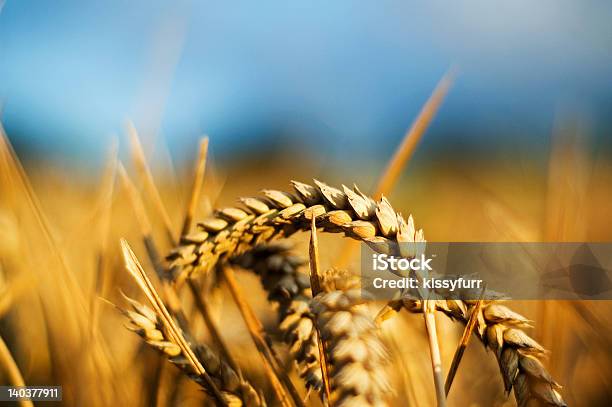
left=0, top=117, right=611, bottom=407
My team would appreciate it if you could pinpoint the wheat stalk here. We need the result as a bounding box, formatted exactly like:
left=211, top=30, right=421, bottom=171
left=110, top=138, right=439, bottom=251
left=423, top=299, right=446, bottom=407
left=335, top=70, right=453, bottom=267
left=307, top=217, right=333, bottom=403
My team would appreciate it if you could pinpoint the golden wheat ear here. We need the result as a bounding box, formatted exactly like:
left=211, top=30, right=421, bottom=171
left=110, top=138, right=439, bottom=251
left=167, top=179, right=426, bottom=281
left=119, top=239, right=230, bottom=406
left=400, top=299, right=566, bottom=407
left=115, top=292, right=264, bottom=407
left=236, top=242, right=392, bottom=406
left=311, top=289, right=391, bottom=407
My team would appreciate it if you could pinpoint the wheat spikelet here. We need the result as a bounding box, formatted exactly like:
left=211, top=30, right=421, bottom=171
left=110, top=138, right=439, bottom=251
left=402, top=299, right=566, bottom=407
left=311, top=289, right=390, bottom=407
left=233, top=243, right=323, bottom=392
left=118, top=295, right=265, bottom=407
left=168, top=179, right=424, bottom=279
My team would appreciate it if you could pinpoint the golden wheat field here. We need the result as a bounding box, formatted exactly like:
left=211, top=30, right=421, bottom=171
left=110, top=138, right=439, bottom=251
left=0, top=98, right=611, bottom=407
left=2, top=1, right=612, bottom=405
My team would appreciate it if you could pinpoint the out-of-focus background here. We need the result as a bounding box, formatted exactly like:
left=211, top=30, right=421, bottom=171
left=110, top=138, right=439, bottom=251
left=2, top=1, right=612, bottom=166
left=0, top=1, right=611, bottom=406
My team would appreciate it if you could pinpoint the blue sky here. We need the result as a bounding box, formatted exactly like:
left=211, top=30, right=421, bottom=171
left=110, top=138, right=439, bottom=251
left=1, top=1, right=611, bottom=163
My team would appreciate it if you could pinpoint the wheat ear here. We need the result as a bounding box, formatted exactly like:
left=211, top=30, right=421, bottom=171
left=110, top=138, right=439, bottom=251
left=168, top=179, right=425, bottom=279
left=236, top=244, right=392, bottom=407
left=400, top=299, right=567, bottom=407
left=121, top=240, right=264, bottom=406
left=118, top=295, right=264, bottom=407
left=311, top=289, right=391, bottom=407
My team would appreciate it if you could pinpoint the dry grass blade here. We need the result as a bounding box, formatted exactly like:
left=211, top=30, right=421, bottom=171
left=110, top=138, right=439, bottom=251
left=444, top=292, right=485, bottom=395
left=121, top=240, right=194, bottom=363
left=182, top=137, right=209, bottom=236
left=423, top=300, right=446, bottom=407
left=91, top=141, right=118, bottom=330
left=127, top=122, right=176, bottom=245
left=372, top=71, right=454, bottom=199
left=0, top=124, right=88, bottom=331
left=117, top=164, right=166, bottom=276
left=308, top=219, right=332, bottom=404
left=0, top=334, right=33, bottom=407
left=335, top=71, right=453, bottom=268
left=118, top=163, right=189, bottom=333
left=119, top=239, right=228, bottom=406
